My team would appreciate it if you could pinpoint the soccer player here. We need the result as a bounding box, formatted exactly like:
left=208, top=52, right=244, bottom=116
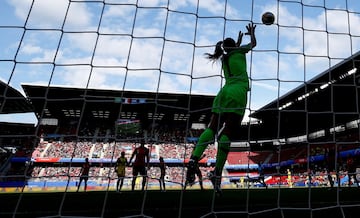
left=159, top=156, right=166, bottom=191
left=324, top=147, right=340, bottom=188
left=346, top=154, right=359, bottom=187
left=186, top=22, right=257, bottom=194
left=129, top=141, right=150, bottom=191
left=184, top=154, right=206, bottom=190
left=77, top=157, right=91, bottom=192
left=114, top=151, right=128, bottom=192
left=258, top=161, right=267, bottom=188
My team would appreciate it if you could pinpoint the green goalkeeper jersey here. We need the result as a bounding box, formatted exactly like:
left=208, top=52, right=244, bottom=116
left=212, top=45, right=251, bottom=116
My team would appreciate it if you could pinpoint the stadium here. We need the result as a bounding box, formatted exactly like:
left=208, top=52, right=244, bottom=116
left=1, top=51, right=360, bottom=217
left=1, top=1, right=360, bottom=218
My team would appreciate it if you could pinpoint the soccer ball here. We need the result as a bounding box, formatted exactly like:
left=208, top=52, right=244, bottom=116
left=262, top=11, right=275, bottom=25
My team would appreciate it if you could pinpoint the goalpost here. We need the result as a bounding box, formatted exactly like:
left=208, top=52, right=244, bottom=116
left=1, top=0, right=360, bottom=217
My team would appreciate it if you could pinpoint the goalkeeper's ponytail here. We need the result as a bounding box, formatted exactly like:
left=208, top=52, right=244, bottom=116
left=204, top=40, right=224, bottom=62
left=205, top=37, right=236, bottom=63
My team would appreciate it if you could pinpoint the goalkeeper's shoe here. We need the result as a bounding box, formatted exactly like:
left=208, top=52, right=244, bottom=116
left=208, top=170, right=222, bottom=195
left=185, top=159, right=197, bottom=185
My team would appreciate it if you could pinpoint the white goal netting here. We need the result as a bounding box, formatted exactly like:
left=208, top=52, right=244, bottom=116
left=1, top=0, right=360, bottom=217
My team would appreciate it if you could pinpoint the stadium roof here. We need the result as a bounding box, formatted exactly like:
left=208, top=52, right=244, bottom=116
left=2, top=51, right=360, bottom=142
left=0, top=80, right=34, bottom=114
left=250, top=51, right=360, bottom=140
left=21, top=84, right=215, bottom=129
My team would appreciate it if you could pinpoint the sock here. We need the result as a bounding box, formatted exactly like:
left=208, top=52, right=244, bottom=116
left=215, top=134, right=230, bottom=174
left=191, top=128, right=214, bottom=160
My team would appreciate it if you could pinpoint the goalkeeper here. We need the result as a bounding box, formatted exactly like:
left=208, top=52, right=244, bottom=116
left=186, top=22, right=257, bottom=194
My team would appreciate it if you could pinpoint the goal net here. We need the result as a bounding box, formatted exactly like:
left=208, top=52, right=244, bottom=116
left=1, top=0, right=360, bottom=217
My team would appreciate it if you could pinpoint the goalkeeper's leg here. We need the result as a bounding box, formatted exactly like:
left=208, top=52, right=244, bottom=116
left=209, top=134, right=230, bottom=194
left=210, top=113, right=243, bottom=193
left=186, top=114, right=218, bottom=184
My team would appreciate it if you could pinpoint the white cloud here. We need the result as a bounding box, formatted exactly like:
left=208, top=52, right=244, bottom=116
left=7, top=0, right=32, bottom=20
left=2, top=0, right=360, bottom=125
left=9, top=0, right=68, bottom=28
left=20, top=44, right=42, bottom=55
left=199, top=0, right=226, bottom=15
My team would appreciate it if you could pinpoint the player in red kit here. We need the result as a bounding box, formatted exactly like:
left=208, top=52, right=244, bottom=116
left=129, top=141, right=150, bottom=191
left=77, top=157, right=91, bottom=192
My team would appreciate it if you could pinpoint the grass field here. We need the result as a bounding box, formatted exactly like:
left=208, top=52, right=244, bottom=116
left=1, top=187, right=360, bottom=218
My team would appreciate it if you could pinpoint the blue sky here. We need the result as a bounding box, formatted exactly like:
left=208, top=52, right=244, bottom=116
left=1, top=0, right=360, bottom=125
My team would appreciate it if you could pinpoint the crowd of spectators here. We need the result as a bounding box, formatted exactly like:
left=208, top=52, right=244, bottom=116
left=30, top=139, right=218, bottom=161
left=25, top=140, right=217, bottom=187
left=2, top=130, right=359, bottom=189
